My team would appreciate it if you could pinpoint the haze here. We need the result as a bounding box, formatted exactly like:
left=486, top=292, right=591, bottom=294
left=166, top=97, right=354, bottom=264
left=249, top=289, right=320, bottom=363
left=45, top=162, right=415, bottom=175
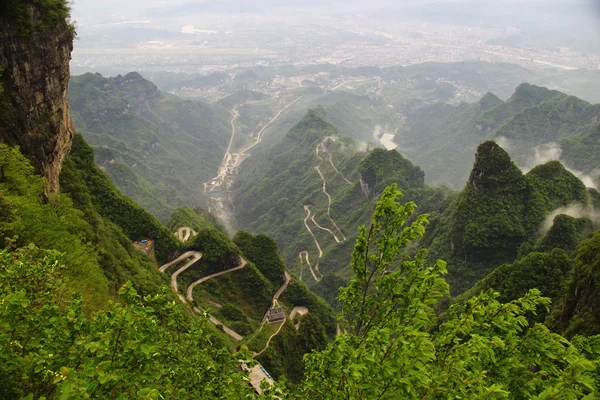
left=70, top=0, right=600, bottom=75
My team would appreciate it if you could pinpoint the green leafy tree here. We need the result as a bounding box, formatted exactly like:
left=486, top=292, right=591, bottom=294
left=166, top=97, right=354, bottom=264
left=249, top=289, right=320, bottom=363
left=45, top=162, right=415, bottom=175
left=298, top=184, right=596, bottom=399
left=0, top=245, right=273, bottom=399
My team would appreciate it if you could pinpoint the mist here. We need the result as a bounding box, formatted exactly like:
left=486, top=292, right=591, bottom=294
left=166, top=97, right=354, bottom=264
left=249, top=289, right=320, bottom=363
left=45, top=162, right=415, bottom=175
left=541, top=203, right=600, bottom=233
left=70, top=0, right=600, bottom=75
left=521, top=142, right=598, bottom=189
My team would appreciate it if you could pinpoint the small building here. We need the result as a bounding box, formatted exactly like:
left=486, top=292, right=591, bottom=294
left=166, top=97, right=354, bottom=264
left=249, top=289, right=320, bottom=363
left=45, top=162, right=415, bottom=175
left=266, top=306, right=285, bottom=323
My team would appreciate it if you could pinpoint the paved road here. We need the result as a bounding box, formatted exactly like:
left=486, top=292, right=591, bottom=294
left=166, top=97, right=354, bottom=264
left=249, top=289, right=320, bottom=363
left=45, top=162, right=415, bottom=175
left=299, top=250, right=321, bottom=282
left=299, top=137, right=353, bottom=282
left=175, top=226, right=197, bottom=242
left=170, top=253, right=203, bottom=295
left=241, top=96, right=303, bottom=155
left=314, top=165, right=345, bottom=240
left=273, top=271, right=291, bottom=300
left=159, top=252, right=247, bottom=341
left=159, top=251, right=202, bottom=273
left=311, top=209, right=341, bottom=243
left=159, top=251, right=202, bottom=302
left=261, top=270, right=292, bottom=323
left=186, top=257, right=248, bottom=302
left=289, top=306, right=309, bottom=321
left=193, top=306, right=244, bottom=341
left=185, top=257, right=248, bottom=341
left=255, top=319, right=286, bottom=357
left=300, top=207, right=323, bottom=282
left=321, top=139, right=354, bottom=185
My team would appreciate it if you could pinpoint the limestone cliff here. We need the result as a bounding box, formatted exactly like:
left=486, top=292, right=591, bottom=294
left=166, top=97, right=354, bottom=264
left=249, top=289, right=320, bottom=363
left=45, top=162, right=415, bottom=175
left=0, top=2, right=75, bottom=194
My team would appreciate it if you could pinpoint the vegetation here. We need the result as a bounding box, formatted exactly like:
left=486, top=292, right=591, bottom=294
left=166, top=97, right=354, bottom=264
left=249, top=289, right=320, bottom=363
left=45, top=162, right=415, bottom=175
left=69, top=72, right=232, bottom=223
left=0, top=246, right=263, bottom=399
left=233, top=231, right=286, bottom=284
left=550, top=231, right=600, bottom=337
left=298, top=185, right=599, bottom=398
left=0, top=0, right=75, bottom=38
left=168, top=206, right=227, bottom=235
left=396, top=83, right=600, bottom=188
left=66, top=133, right=179, bottom=262
left=425, top=141, right=597, bottom=295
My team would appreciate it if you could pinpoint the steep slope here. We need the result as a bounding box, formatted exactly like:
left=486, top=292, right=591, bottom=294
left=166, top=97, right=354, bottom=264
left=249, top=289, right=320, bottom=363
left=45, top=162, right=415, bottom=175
left=69, top=72, right=233, bottom=222
left=0, top=0, right=75, bottom=194
left=233, top=108, right=451, bottom=305
left=397, top=83, right=600, bottom=188
left=426, top=141, right=598, bottom=294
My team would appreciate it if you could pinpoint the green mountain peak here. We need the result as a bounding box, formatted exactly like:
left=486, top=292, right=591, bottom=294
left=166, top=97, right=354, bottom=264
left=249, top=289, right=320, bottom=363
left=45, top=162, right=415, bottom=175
left=468, top=140, right=523, bottom=190
left=478, top=92, right=504, bottom=111
left=286, top=107, right=337, bottom=142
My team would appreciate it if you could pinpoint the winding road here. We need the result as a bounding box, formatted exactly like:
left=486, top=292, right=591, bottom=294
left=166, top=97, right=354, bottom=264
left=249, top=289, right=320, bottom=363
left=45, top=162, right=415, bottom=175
left=321, top=139, right=354, bottom=185
left=289, top=306, right=309, bottom=321
left=299, top=137, right=351, bottom=282
left=159, top=249, right=248, bottom=341
left=301, top=207, right=324, bottom=282
left=273, top=270, right=291, bottom=301
left=204, top=97, right=303, bottom=232
left=175, top=227, right=197, bottom=242
left=254, top=270, right=301, bottom=357
left=186, top=257, right=248, bottom=302
left=241, top=96, right=303, bottom=155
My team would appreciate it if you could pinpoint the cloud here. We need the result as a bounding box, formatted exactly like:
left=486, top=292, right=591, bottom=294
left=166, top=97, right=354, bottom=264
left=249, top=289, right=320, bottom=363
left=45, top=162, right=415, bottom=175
left=541, top=203, right=600, bottom=233
left=495, top=135, right=513, bottom=152
left=521, top=142, right=598, bottom=189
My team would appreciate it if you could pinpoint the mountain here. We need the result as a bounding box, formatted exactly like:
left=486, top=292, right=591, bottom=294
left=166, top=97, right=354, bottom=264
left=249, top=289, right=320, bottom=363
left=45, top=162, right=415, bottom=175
left=0, top=0, right=75, bottom=194
left=69, top=72, right=233, bottom=222
left=0, top=2, right=337, bottom=395
left=397, top=83, right=600, bottom=188
left=233, top=108, right=454, bottom=305
left=425, top=141, right=598, bottom=295
left=4, top=1, right=600, bottom=397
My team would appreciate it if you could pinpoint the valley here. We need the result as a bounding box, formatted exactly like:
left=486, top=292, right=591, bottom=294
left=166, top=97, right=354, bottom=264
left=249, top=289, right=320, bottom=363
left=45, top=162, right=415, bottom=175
left=4, top=2, right=600, bottom=396
left=204, top=94, right=305, bottom=232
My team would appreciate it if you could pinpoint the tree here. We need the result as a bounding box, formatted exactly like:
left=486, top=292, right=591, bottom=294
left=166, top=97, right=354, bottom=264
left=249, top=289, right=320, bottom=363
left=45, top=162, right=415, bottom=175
left=298, top=184, right=596, bottom=399
left=0, top=245, right=269, bottom=399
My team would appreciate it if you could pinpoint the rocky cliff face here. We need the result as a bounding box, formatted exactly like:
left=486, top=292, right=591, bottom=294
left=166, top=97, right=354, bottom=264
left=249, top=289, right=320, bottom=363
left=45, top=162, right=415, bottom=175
left=0, top=5, right=75, bottom=194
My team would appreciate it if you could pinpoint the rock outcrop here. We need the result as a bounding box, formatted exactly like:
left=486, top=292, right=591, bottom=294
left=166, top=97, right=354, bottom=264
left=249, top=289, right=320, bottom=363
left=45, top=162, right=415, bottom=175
left=0, top=4, right=75, bottom=194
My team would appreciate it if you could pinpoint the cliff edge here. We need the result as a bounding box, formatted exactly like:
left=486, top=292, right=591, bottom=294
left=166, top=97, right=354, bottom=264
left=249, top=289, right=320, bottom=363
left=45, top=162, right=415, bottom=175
left=0, top=1, right=75, bottom=194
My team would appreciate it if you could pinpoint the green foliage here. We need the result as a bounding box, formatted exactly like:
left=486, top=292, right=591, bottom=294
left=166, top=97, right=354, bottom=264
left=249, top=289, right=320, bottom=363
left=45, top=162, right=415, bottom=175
left=562, top=124, right=600, bottom=173
left=69, top=72, right=232, bottom=222
left=66, top=133, right=179, bottom=262
left=537, top=214, right=594, bottom=253
left=234, top=231, right=286, bottom=285
left=526, top=161, right=588, bottom=211
left=440, top=141, right=546, bottom=292
left=168, top=206, right=227, bottom=234
left=425, top=142, right=597, bottom=297
left=60, top=149, right=169, bottom=299
left=550, top=231, right=600, bottom=337
left=298, top=185, right=597, bottom=399
left=359, top=148, right=424, bottom=192
left=0, top=0, right=75, bottom=38
left=464, top=249, right=572, bottom=306
left=257, top=314, right=329, bottom=386
left=253, top=276, right=337, bottom=384
left=0, top=246, right=264, bottom=399
left=396, top=82, right=600, bottom=189
left=187, top=228, right=238, bottom=268
left=0, top=143, right=111, bottom=309
left=286, top=108, right=337, bottom=142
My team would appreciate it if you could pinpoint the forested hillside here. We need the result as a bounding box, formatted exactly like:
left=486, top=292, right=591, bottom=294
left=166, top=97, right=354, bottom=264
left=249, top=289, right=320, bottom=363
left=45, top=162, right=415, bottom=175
left=397, top=83, right=600, bottom=188
left=233, top=108, right=455, bottom=304
left=3, top=0, right=600, bottom=397
left=69, top=72, right=233, bottom=222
